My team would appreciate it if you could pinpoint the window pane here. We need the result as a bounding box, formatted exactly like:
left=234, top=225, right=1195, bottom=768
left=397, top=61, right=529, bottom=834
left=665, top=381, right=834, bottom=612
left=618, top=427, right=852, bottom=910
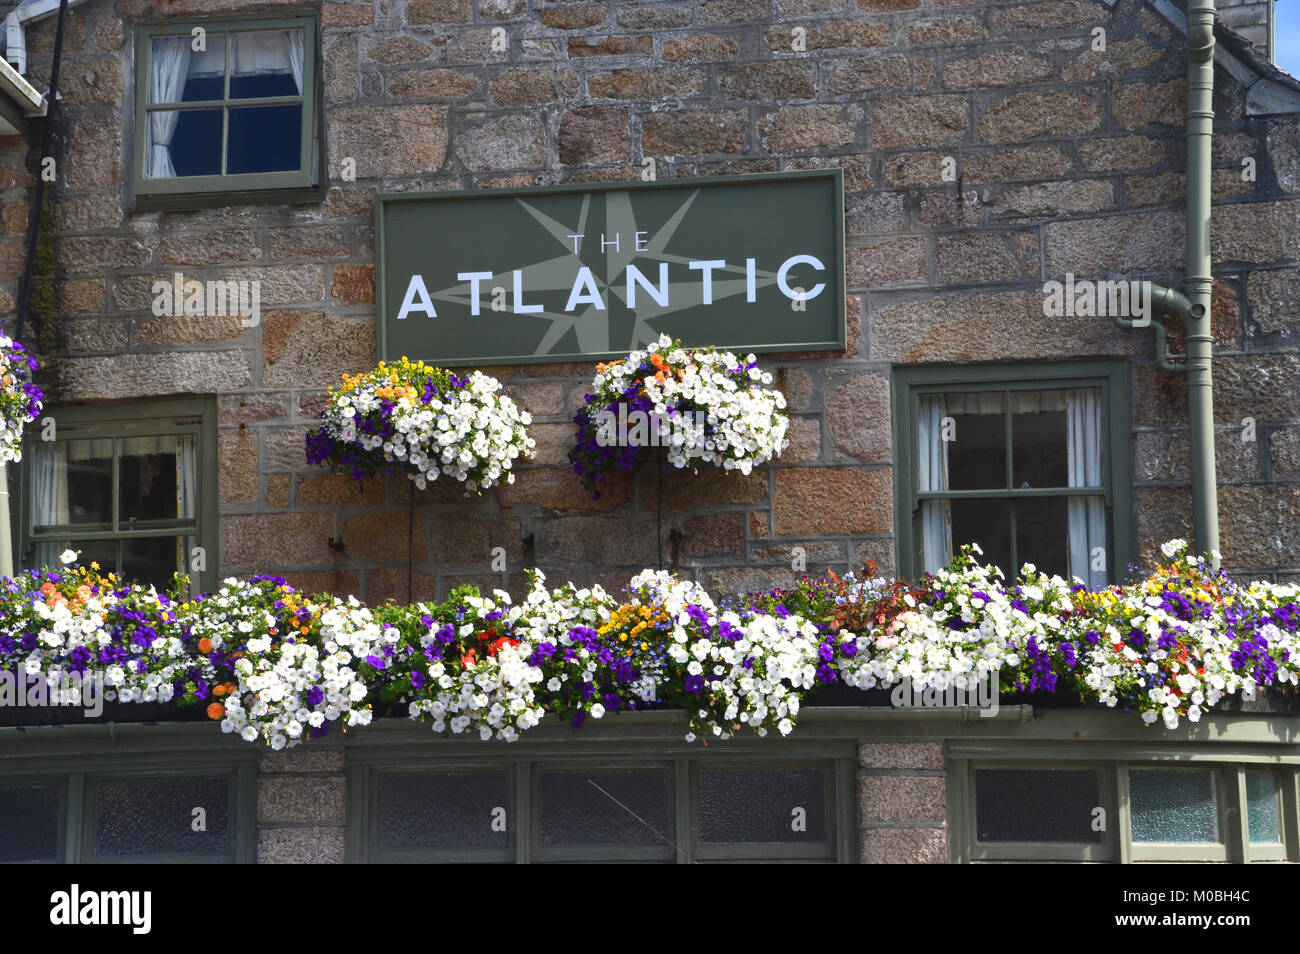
left=36, top=538, right=116, bottom=573
left=226, top=105, right=303, bottom=174
left=121, top=536, right=187, bottom=591
left=378, top=772, right=510, bottom=850
left=1012, top=389, right=1070, bottom=488
left=1246, top=772, right=1281, bottom=844
left=230, top=30, right=304, bottom=99
left=148, top=35, right=225, bottom=104
left=1129, top=769, right=1220, bottom=844
left=32, top=438, right=113, bottom=531
left=1014, top=496, right=1069, bottom=577
left=0, top=786, right=60, bottom=862
left=975, top=768, right=1102, bottom=843
left=950, top=497, right=1011, bottom=575
left=120, top=435, right=192, bottom=524
left=160, top=108, right=223, bottom=177
left=94, top=777, right=229, bottom=856
left=941, top=392, right=1005, bottom=490
left=538, top=769, right=671, bottom=846
left=698, top=768, right=826, bottom=843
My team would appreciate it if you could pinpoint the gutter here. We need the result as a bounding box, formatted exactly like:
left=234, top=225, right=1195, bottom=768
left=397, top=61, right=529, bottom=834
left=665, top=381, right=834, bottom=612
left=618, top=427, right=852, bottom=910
left=4, top=0, right=94, bottom=77
left=1113, top=0, right=1221, bottom=566
left=0, top=53, right=43, bottom=118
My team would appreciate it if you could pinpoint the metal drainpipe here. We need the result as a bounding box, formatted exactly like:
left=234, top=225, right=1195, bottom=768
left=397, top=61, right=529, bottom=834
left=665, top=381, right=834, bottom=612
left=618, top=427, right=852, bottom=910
left=3, top=0, right=72, bottom=579
left=1114, top=0, right=1221, bottom=568
left=1184, top=0, right=1221, bottom=566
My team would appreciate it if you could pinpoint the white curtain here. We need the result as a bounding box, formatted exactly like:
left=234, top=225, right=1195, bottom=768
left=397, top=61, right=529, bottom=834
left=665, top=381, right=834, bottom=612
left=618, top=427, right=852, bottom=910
left=1066, top=388, right=1107, bottom=588
left=281, top=30, right=305, bottom=93
left=918, top=395, right=953, bottom=573
left=146, top=36, right=192, bottom=179
left=31, top=441, right=69, bottom=567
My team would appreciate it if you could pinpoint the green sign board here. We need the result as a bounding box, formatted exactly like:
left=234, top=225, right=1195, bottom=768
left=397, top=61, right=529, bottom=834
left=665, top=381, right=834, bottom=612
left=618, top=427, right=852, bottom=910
left=375, top=170, right=845, bottom=366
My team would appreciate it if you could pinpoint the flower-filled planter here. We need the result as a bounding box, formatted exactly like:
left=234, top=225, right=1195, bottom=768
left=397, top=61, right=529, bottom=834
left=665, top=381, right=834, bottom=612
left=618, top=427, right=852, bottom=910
left=3, top=541, right=1296, bottom=746
left=306, top=357, right=534, bottom=492
left=569, top=335, right=789, bottom=496
left=0, top=334, right=41, bottom=463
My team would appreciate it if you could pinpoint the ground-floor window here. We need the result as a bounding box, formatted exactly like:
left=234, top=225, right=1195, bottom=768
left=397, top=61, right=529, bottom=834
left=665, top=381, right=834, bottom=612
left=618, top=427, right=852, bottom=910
left=0, top=762, right=257, bottom=863
left=348, top=746, right=858, bottom=863
left=16, top=397, right=218, bottom=596
left=949, top=755, right=1299, bottom=863
left=892, top=361, right=1132, bottom=585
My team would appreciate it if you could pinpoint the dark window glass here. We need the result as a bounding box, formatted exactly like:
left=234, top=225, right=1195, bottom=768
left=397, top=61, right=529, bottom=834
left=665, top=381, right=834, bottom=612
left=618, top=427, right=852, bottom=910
left=119, top=437, right=184, bottom=524
left=168, top=108, right=223, bottom=177
left=94, top=777, right=229, bottom=856
left=226, top=104, right=302, bottom=174
left=975, top=768, right=1102, bottom=843
left=0, top=786, right=60, bottom=862
left=1015, top=496, right=1069, bottom=576
left=63, top=439, right=113, bottom=529
left=950, top=497, right=1011, bottom=575
left=181, top=75, right=224, bottom=102
left=698, top=768, right=826, bottom=843
left=229, top=70, right=299, bottom=100
left=121, top=536, right=187, bottom=592
left=1011, top=391, right=1069, bottom=489
left=1129, top=769, right=1220, bottom=844
left=378, top=772, right=510, bottom=850
left=538, top=769, right=671, bottom=846
left=943, top=393, right=1005, bottom=491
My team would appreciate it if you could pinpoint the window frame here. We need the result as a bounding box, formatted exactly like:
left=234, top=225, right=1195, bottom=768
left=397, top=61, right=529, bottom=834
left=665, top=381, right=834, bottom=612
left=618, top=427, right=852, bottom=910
left=131, top=13, right=323, bottom=209
left=15, top=396, right=220, bottom=597
left=348, top=741, right=858, bottom=864
left=891, top=360, right=1133, bottom=584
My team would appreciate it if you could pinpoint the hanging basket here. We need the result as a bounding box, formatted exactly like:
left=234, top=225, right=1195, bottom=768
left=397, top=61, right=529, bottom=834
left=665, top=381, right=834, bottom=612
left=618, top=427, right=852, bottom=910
left=568, top=335, right=789, bottom=498
left=305, top=358, right=535, bottom=494
left=0, top=334, right=42, bottom=464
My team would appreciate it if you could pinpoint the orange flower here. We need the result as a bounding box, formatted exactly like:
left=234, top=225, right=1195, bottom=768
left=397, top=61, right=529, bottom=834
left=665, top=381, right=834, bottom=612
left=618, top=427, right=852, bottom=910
left=39, top=582, right=55, bottom=596
left=461, top=648, right=478, bottom=668
left=212, top=683, right=227, bottom=697
left=197, top=637, right=213, bottom=654
left=654, top=370, right=667, bottom=384
left=75, top=585, right=92, bottom=601
left=206, top=702, right=224, bottom=720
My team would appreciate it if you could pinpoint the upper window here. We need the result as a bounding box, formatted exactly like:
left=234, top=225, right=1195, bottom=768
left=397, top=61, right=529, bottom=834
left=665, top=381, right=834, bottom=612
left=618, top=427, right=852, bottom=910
left=893, top=362, right=1131, bottom=585
left=17, top=398, right=218, bottom=597
left=133, top=15, right=319, bottom=204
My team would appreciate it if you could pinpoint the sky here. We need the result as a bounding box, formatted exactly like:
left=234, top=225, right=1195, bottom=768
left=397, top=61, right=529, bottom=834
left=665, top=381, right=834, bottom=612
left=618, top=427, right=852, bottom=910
left=1279, top=0, right=1300, bottom=77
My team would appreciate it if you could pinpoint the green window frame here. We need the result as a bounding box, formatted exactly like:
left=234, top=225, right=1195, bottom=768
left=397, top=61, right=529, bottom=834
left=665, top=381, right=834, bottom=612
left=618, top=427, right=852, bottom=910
left=15, top=397, right=219, bottom=597
left=132, top=13, right=322, bottom=209
left=891, top=360, right=1133, bottom=584
left=948, top=750, right=1300, bottom=864
left=348, top=743, right=858, bottom=864
left=0, top=757, right=257, bottom=864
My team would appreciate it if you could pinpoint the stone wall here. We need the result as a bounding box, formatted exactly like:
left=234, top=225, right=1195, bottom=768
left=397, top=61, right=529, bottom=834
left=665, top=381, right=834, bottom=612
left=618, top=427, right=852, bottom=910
left=857, top=740, right=948, bottom=863
left=2, top=0, right=1297, bottom=597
